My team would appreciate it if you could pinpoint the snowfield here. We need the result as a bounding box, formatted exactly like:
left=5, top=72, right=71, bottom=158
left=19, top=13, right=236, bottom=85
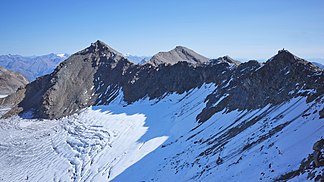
left=0, top=95, right=7, bottom=99
left=0, top=84, right=323, bottom=181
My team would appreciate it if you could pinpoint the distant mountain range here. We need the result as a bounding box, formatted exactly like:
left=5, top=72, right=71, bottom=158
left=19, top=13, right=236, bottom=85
left=0, top=53, right=69, bottom=81
left=125, top=54, right=151, bottom=64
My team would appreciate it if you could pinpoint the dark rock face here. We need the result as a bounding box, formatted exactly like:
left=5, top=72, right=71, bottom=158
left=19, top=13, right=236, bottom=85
left=1, top=41, right=131, bottom=119
left=197, top=50, right=324, bottom=122
left=148, top=46, right=209, bottom=66
left=277, top=139, right=324, bottom=181
left=2, top=41, right=237, bottom=119
left=1, top=42, right=323, bottom=121
left=121, top=61, right=234, bottom=103
left=0, top=67, right=28, bottom=95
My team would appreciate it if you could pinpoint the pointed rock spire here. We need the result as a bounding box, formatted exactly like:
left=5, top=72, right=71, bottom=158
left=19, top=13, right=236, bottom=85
left=78, top=40, right=123, bottom=58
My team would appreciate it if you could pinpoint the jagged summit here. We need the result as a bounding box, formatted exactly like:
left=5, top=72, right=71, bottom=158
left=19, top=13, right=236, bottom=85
left=0, top=40, right=133, bottom=119
left=1, top=41, right=323, bottom=121
left=210, top=55, right=241, bottom=67
left=148, top=46, right=209, bottom=66
left=0, top=41, right=323, bottom=182
left=77, top=40, right=123, bottom=59
left=197, top=49, right=324, bottom=122
left=267, top=49, right=304, bottom=63
left=266, top=49, right=322, bottom=71
left=174, top=46, right=191, bottom=51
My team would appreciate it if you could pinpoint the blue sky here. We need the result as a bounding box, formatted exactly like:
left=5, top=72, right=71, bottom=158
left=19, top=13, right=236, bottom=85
left=0, top=0, right=324, bottom=61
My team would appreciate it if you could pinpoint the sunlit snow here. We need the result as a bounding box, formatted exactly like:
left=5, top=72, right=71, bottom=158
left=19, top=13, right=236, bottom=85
left=0, top=84, right=323, bottom=181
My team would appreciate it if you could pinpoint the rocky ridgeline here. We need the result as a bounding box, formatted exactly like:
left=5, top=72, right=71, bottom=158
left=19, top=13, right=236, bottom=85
left=1, top=41, right=323, bottom=120
left=197, top=50, right=324, bottom=122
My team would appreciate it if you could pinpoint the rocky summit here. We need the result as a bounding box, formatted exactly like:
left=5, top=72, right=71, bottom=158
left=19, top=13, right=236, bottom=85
left=148, top=46, right=209, bottom=66
left=1, top=41, right=323, bottom=122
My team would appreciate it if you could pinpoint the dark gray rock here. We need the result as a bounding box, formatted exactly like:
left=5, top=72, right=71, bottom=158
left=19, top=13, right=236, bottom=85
left=197, top=50, right=324, bottom=122
left=1, top=41, right=237, bottom=119
left=1, top=40, right=131, bottom=119
left=277, top=138, right=324, bottom=181
left=1, top=43, right=323, bottom=122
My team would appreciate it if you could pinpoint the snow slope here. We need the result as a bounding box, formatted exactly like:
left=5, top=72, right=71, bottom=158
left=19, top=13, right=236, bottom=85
left=0, top=84, right=323, bottom=181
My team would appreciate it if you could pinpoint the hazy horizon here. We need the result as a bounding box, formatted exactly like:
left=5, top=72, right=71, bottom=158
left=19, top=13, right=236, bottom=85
left=1, top=46, right=324, bottom=65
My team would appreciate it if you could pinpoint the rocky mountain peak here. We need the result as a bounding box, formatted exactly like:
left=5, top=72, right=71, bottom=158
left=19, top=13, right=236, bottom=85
left=210, top=56, right=241, bottom=67
left=174, top=46, right=190, bottom=52
left=1, top=42, right=323, bottom=122
left=265, top=49, right=322, bottom=73
left=148, top=46, right=209, bottom=66
left=78, top=40, right=123, bottom=59
left=196, top=49, right=323, bottom=122
left=268, top=49, right=304, bottom=64
left=0, top=41, right=133, bottom=119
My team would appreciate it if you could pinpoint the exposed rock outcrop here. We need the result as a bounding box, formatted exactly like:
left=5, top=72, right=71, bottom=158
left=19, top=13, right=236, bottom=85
left=277, top=139, right=324, bottom=181
left=1, top=42, right=323, bottom=122
left=1, top=40, right=131, bottom=119
left=197, top=50, right=324, bottom=122
left=2, top=41, right=240, bottom=119
left=148, top=46, right=209, bottom=66
left=0, top=67, right=28, bottom=95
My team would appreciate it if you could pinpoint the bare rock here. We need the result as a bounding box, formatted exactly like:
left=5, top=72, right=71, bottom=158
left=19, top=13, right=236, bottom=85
left=148, top=46, right=209, bottom=66
left=0, top=67, right=28, bottom=95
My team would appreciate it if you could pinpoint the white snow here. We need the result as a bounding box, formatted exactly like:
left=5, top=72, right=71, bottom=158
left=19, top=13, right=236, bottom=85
left=285, top=70, right=290, bottom=75
left=223, top=76, right=233, bottom=88
left=0, top=95, right=8, bottom=98
left=56, top=53, right=67, bottom=58
left=212, top=93, right=229, bottom=107
left=0, top=84, right=323, bottom=182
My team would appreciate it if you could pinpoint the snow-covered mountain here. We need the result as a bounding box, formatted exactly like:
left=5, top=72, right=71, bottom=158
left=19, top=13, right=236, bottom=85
left=0, top=40, right=323, bottom=181
left=0, top=53, right=69, bottom=81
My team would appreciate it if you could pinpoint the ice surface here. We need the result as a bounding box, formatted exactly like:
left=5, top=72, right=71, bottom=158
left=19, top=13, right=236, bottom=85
left=0, top=84, right=323, bottom=182
left=0, top=95, right=8, bottom=98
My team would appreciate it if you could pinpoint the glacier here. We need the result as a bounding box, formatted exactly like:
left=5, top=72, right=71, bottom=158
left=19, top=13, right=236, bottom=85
left=0, top=84, right=323, bottom=181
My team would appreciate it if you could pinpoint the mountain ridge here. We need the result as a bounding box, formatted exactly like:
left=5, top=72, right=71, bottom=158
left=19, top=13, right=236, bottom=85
left=0, top=41, right=323, bottom=181
left=1, top=41, right=323, bottom=121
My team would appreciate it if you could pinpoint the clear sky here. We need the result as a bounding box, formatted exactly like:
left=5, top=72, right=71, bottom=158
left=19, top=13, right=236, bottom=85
left=0, top=0, right=324, bottom=61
